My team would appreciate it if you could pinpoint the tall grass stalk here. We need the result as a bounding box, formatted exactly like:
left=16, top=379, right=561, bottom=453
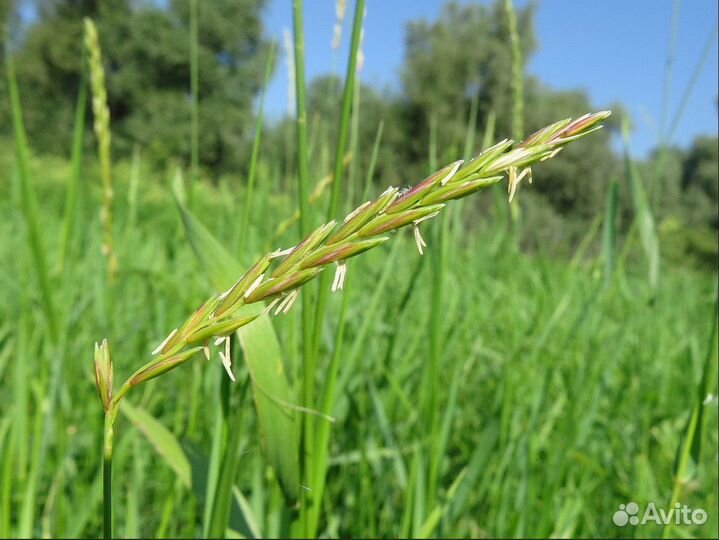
left=57, top=78, right=87, bottom=277
left=665, top=23, right=718, bottom=142
left=238, top=41, right=276, bottom=256
left=310, top=121, right=383, bottom=536
left=5, top=43, right=59, bottom=341
left=659, top=0, right=680, bottom=143
left=311, top=0, right=365, bottom=354
left=424, top=111, right=444, bottom=513
left=504, top=0, right=523, bottom=142
left=189, top=0, right=199, bottom=208
left=664, top=295, right=718, bottom=538
left=126, top=146, right=141, bottom=234
left=290, top=1, right=316, bottom=533
left=504, top=0, right=524, bottom=245
left=602, top=177, right=619, bottom=288
left=294, top=0, right=365, bottom=534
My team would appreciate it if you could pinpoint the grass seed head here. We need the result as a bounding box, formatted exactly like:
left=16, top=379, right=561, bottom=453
left=93, top=339, right=113, bottom=411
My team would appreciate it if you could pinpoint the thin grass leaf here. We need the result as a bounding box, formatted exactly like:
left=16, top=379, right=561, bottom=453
left=126, top=145, right=141, bottom=233
left=419, top=467, right=468, bottom=538
left=665, top=298, right=718, bottom=539
left=602, top=177, right=619, bottom=288
left=189, top=0, right=199, bottom=207
left=208, top=379, right=247, bottom=539
left=290, top=4, right=315, bottom=525
left=5, top=45, right=59, bottom=340
left=368, top=380, right=408, bottom=488
left=231, top=486, right=263, bottom=539
left=622, top=118, right=660, bottom=295
left=238, top=40, right=276, bottom=255
left=121, top=401, right=191, bottom=488
left=57, top=77, right=87, bottom=276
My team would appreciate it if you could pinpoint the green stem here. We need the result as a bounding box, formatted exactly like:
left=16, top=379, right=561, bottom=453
left=291, top=1, right=314, bottom=533
left=103, top=410, right=114, bottom=540
left=425, top=113, right=442, bottom=512
left=57, top=76, right=87, bottom=277
left=207, top=378, right=247, bottom=538
left=238, top=41, right=276, bottom=255
left=311, top=0, right=365, bottom=356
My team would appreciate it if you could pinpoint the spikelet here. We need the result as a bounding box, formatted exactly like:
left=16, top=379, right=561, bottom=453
left=84, top=18, right=117, bottom=280
left=96, top=112, right=610, bottom=390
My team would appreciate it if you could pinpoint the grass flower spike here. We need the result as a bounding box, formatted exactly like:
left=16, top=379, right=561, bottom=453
left=94, top=110, right=610, bottom=403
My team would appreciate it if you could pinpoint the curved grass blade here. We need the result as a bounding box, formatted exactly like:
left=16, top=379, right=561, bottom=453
left=121, top=401, right=191, bottom=488
left=622, top=118, right=660, bottom=296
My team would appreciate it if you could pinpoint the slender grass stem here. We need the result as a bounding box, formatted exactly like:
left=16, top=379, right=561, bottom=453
left=189, top=0, right=199, bottom=208
left=102, top=411, right=113, bottom=540
left=291, top=1, right=315, bottom=532
left=57, top=77, right=87, bottom=277
left=309, top=0, right=365, bottom=358
left=303, top=2, right=365, bottom=533
left=424, top=112, right=442, bottom=512
left=504, top=0, right=523, bottom=142
left=238, top=41, right=276, bottom=255
left=504, top=0, right=524, bottom=244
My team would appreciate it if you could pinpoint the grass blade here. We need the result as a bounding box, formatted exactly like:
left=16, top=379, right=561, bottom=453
left=236, top=308, right=300, bottom=503
left=419, top=467, right=468, bottom=538
left=664, top=296, right=718, bottom=537
left=121, top=401, right=191, bottom=488
left=602, top=177, right=618, bottom=288
left=126, top=145, right=141, bottom=234
left=207, top=378, right=248, bottom=538
left=57, top=77, right=87, bottom=277
left=622, top=117, right=660, bottom=296
left=5, top=43, right=59, bottom=340
left=290, top=3, right=315, bottom=526
left=238, top=40, right=276, bottom=255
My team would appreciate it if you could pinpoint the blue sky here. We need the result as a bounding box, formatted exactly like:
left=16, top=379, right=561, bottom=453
left=262, top=0, right=718, bottom=158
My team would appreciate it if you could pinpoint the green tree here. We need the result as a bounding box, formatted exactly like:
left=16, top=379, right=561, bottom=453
left=400, top=0, right=535, bottom=165
left=523, top=80, right=620, bottom=222
left=681, top=135, right=718, bottom=229
left=4, top=0, right=270, bottom=173
left=305, top=74, right=407, bottom=192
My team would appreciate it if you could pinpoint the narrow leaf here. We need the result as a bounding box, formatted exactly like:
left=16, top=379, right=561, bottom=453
left=121, top=401, right=191, bottom=488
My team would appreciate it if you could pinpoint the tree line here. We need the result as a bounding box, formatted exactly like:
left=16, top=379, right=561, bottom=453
left=1, top=0, right=716, bottom=266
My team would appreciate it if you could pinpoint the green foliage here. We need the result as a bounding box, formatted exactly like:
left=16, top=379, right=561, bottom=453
left=1, top=1, right=718, bottom=538
left=3, top=0, right=271, bottom=173
left=681, top=135, right=719, bottom=228
left=523, top=82, right=620, bottom=223
left=1, top=156, right=716, bottom=537
left=401, top=0, right=535, bottom=159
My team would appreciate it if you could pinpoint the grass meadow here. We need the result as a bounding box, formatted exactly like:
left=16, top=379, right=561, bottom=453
left=0, top=1, right=717, bottom=538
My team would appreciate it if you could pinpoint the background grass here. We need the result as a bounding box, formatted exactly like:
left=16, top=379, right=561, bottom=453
left=0, top=134, right=716, bottom=537
left=0, top=1, right=717, bottom=538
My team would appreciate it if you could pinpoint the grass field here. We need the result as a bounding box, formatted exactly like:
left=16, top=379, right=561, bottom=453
left=0, top=137, right=716, bottom=537
left=1, top=2, right=717, bottom=537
